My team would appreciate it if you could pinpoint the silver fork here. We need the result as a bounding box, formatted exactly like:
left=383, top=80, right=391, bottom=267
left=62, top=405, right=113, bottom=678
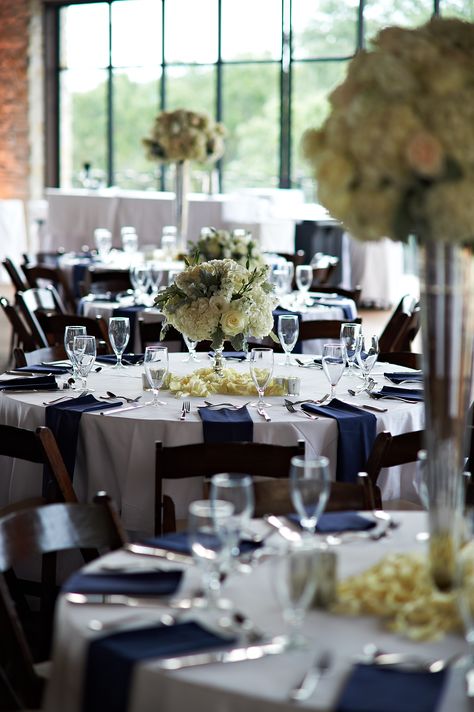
left=289, top=650, right=332, bottom=702
left=284, top=401, right=319, bottom=420
left=180, top=400, right=190, bottom=420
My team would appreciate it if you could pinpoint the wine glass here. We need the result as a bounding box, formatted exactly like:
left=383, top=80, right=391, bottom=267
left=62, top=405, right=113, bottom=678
left=290, top=456, right=330, bottom=536
left=121, top=226, right=138, bottom=254
left=94, top=228, right=112, bottom=262
left=188, top=499, right=234, bottom=610
left=147, top=262, right=163, bottom=293
left=72, top=335, right=96, bottom=392
left=322, top=343, right=346, bottom=400
left=64, top=325, right=86, bottom=388
left=295, top=265, right=313, bottom=309
left=131, top=264, right=151, bottom=303
left=182, top=334, right=199, bottom=362
left=144, top=345, right=168, bottom=406
left=210, top=473, right=255, bottom=564
left=340, top=322, right=361, bottom=379
left=270, top=267, right=288, bottom=297
left=278, top=315, right=299, bottom=366
left=108, top=316, right=130, bottom=369
left=356, top=334, right=379, bottom=390
left=249, top=348, right=274, bottom=408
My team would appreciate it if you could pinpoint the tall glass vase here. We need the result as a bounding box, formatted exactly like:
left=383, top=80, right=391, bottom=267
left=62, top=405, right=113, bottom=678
left=419, top=240, right=474, bottom=590
left=174, top=160, right=189, bottom=253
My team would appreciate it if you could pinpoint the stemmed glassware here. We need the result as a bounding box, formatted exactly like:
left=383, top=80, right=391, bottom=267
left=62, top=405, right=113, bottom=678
left=144, top=345, right=168, bottom=406
left=182, top=334, right=199, bottom=362
left=72, top=335, right=96, bottom=392
left=249, top=348, right=274, bottom=408
left=147, top=262, right=163, bottom=294
left=278, top=315, right=299, bottom=366
left=64, top=325, right=87, bottom=388
left=121, top=226, right=138, bottom=255
left=210, top=473, right=255, bottom=566
left=295, top=265, right=313, bottom=309
left=356, top=334, right=379, bottom=390
left=108, top=317, right=130, bottom=369
left=322, top=343, right=346, bottom=400
left=290, top=455, right=330, bottom=536
left=273, top=543, right=318, bottom=646
left=130, top=264, right=151, bottom=303
left=340, top=322, right=361, bottom=379
left=94, top=228, right=112, bottom=262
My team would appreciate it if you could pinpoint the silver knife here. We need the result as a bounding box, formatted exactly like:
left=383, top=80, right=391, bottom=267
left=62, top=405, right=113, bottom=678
left=158, top=635, right=291, bottom=670
left=124, top=542, right=193, bottom=565
left=65, top=592, right=196, bottom=609
left=99, top=403, right=148, bottom=415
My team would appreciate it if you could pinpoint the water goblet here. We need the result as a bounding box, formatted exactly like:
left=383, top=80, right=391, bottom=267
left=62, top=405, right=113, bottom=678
left=322, top=343, right=346, bottom=400
left=64, top=325, right=86, bottom=388
left=182, top=334, right=199, bottom=362
left=340, top=322, right=361, bottom=379
left=278, top=314, right=299, bottom=366
left=295, top=265, right=313, bottom=309
left=210, top=473, right=255, bottom=566
left=94, top=228, right=112, bottom=262
left=270, top=267, right=288, bottom=297
left=249, top=347, right=274, bottom=408
left=356, top=334, right=379, bottom=390
left=290, top=456, right=330, bottom=536
left=72, top=335, right=96, bottom=392
left=144, top=345, right=168, bottom=406
left=121, top=226, right=138, bottom=254
left=130, top=264, right=151, bottom=303
left=147, top=262, right=163, bottom=293
left=108, top=316, right=130, bottom=369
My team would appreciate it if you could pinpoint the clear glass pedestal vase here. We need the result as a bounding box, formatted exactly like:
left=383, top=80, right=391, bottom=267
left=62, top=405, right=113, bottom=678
left=212, top=346, right=225, bottom=376
left=419, top=240, right=474, bottom=590
left=174, top=160, right=189, bottom=254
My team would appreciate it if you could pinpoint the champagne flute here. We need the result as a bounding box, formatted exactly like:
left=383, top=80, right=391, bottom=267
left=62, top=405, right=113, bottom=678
left=340, top=322, right=361, bottom=379
left=64, top=325, right=86, bottom=388
left=278, top=314, right=299, bottom=366
left=72, top=335, right=96, bottom=392
left=182, top=334, right=199, bottom=362
left=210, top=473, right=255, bottom=565
left=295, top=265, right=313, bottom=309
left=108, top=317, right=130, bottom=369
left=356, top=334, right=379, bottom=390
left=290, top=456, right=330, bottom=536
left=322, top=343, right=346, bottom=400
left=144, top=345, right=168, bottom=406
left=249, top=348, right=274, bottom=408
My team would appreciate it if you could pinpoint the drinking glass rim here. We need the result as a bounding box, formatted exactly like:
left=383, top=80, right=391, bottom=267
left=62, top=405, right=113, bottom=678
left=144, top=345, right=168, bottom=354
left=210, top=472, right=253, bottom=488
left=290, top=455, right=330, bottom=470
left=109, top=316, right=130, bottom=324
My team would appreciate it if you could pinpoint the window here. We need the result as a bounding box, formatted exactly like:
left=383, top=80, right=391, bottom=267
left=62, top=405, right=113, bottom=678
left=47, top=0, right=471, bottom=193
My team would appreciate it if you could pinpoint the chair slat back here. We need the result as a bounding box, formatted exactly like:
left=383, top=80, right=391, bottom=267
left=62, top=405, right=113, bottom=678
left=23, top=264, right=76, bottom=313
left=0, top=297, right=38, bottom=352
left=2, top=258, right=29, bottom=292
left=378, top=295, right=420, bottom=353
left=365, top=430, right=424, bottom=486
left=36, top=312, right=111, bottom=350
left=299, top=317, right=362, bottom=342
left=13, top=344, right=68, bottom=368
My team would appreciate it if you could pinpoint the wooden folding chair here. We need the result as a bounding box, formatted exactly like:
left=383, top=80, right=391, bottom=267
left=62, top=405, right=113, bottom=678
left=16, top=287, right=67, bottom=349
left=138, top=318, right=185, bottom=352
left=0, top=297, right=39, bottom=355
left=2, top=258, right=29, bottom=293
left=82, top=267, right=133, bottom=298
left=378, top=351, right=422, bottom=370
left=378, top=295, right=420, bottom=353
left=299, top=317, right=363, bottom=343
left=23, top=264, right=77, bottom=313
left=13, top=345, right=68, bottom=368
left=34, top=312, right=111, bottom=352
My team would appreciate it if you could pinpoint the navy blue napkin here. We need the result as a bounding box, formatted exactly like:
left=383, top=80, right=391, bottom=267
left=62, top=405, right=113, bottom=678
left=63, top=569, right=183, bottom=596
left=301, top=398, right=377, bottom=483
left=335, top=663, right=447, bottom=712
left=372, top=386, right=424, bottom=402
left=142, top=531, right=260, bottom=555
left=13, top=364, right=70, bottom=375
left=96, top=353, right=144, bottom=365
left=208, top=351, right=247, bottom=361
left=383, top=371, right=423, bottom=384
left=82, top=621, right=237, bottom=712
left=289, top=511, right=376, bottom=533
left=45, top=395, right=118, bottom=484
left=273, top=307, right=303, bottom=354
left=72, top=263, right=90, bottom=299
left=198, top=405, right=253, bottom=443
left=0, top=375, right=59, bottom=391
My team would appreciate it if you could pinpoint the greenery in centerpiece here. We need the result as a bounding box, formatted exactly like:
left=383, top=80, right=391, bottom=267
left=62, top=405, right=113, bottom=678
left=301, top=17, right=474, bottom=244
left=154, top=252, right=278, bottom=351
left=193, top=227, right=265, bottom=270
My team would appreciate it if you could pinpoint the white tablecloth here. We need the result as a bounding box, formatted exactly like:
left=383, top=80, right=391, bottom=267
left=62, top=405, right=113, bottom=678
left=0, top=357, right=423, bottom=535
left=44, top=512, right=467, bottom=712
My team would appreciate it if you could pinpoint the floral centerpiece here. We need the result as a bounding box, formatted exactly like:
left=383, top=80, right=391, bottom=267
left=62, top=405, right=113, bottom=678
left=154, top=256, right=277, bottom=371
left=194, top=228, right=265, bottom=270
left=302, top=17, right=474, bottom=591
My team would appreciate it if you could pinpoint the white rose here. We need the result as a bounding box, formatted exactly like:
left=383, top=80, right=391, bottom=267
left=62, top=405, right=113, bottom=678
left=221, top=309, right=246, bottom=336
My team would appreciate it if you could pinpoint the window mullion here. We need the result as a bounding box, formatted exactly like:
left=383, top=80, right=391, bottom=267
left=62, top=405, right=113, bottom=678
left=279, top=0, right=292, bottom=188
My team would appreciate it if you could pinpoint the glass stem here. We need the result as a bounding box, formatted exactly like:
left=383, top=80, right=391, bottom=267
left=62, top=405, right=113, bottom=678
left=330, top=385, right=336, bottom=399
left=153, top=389, right=159, bottom=406
left=116, top=353, right=122, bottom=368
left=258, top=389, right=265, bottom=407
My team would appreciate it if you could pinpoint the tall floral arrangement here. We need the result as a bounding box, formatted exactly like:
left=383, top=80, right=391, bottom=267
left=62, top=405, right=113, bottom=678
left=302, top=18, right=474, bottom=245
left=194, top=228, right=265, bottom=270
left=143, top=109, right=226, bottom=165
left=154, top=258, right=277, bottom=351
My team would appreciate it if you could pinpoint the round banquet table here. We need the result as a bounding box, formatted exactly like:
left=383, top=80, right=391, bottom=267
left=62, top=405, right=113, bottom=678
left=0, top=356, right=424, bottom=536
left=43, top=512, right=468, bottom=712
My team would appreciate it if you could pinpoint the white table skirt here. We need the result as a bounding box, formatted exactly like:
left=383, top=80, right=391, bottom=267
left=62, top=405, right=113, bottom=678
left=0, top=357, right=423, bottom=535
left=44, top=512, right=467, bottom=712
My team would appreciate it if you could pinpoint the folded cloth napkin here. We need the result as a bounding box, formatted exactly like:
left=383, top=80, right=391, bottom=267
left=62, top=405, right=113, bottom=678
left=45, top=395, right=118, bottom=485
left=0, top=375, right=59, bottom=391
left=13, top=364, right=70, bottom=375
left=371, top=385, right=424, bottom=402
left=288, top=511, right=376, bottom=533
left=383, top=371, right=423, bottom=384
left=142, top=531, right=260, bottom=555
left=96, top=353, right=144, bottom=365
left=301, top=398, right=377, bottom=483
left=198, top=405, right=253, bottom=444
left=335, top=663, right=447, bottom=712
left=208, top=351, right=247, bottom=361
left=63, top=569, right=183, bottom=596
left=82, top=621, right=237, bottom=712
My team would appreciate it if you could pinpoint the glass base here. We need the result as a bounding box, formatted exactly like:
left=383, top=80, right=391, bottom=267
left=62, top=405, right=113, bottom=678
left=249, top=401, right=272, bottom=408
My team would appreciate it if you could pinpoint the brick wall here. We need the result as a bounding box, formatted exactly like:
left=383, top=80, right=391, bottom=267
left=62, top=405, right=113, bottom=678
left=0, top=0, right=31, bottom=200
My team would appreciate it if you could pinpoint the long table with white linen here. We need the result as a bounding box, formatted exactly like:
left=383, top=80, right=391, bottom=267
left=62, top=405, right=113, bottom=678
left=0, top=356, right=423, bottom=536
left=44, top=512, right=467, bottom=712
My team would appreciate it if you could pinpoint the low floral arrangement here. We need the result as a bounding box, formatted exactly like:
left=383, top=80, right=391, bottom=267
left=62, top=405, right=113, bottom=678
left=154, top=256, right=278, bottom=351
left=302, top=17, right=474, bottom=243
left=163, top=367, right=285, bottom=398
left=194, top=228, right=265, bottom=270
left=143, top=109, right=226, bottom=164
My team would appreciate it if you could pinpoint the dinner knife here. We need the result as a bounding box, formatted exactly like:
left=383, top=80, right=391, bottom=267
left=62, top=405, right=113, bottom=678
left=99, top=403, right=148, bottom=415
left=124, top=542, right=193, bottom=565
left=64, top=592, right=195, bottom=609
left=157, top=635, right=291, bottom=670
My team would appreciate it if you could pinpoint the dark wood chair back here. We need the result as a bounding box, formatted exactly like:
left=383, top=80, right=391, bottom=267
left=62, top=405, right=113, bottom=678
left=299, top=317, right=363, bottom=342
left=23, top=264, right=77, bottom=313
left=16, top=287, right=66, bottom=349
left=155, top=441, right=305, bottom=534
left=0, top=297, right=38, bottom=353
left=310, top=253, right=339, bottom=288
left=82, top=267, right=133, bottom=297
left=378, top=351, right=422, bottom=370
left=23, top=249, right=65, bottom=267
left=378, top=295, right=420, bottom=353
left=13, top=345, right=68, bottom=368
left=364, top=430, right=425, bottom=486
left=138, top=318, right=185, bottom=352
left=2, top=258, right=29, bottom=292
left=35, top=312, right=111, bottom=352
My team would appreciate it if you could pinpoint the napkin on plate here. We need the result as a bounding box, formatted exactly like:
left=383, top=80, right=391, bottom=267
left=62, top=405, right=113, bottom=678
left=335, top=663, right=447, bottom=712
left=96, top=353, right=144, bottom=365
left=301, top=398, right=377, bottom=483
left=198, top=405, right=253, bottom=443
left=371, top=386, right=424, bottom=402
left=0, top=375, right=59, bottom=391
left=63, top=569, right=183, bottom=596
left=384, top=371, right=423, bottom=384
left=142, top=531, right=260, bottom=556
left=288, top=511, right=376, bottom=533
left=82, top=621, right=237, bottom=712
left=13, top=364, right=70, bottom=375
